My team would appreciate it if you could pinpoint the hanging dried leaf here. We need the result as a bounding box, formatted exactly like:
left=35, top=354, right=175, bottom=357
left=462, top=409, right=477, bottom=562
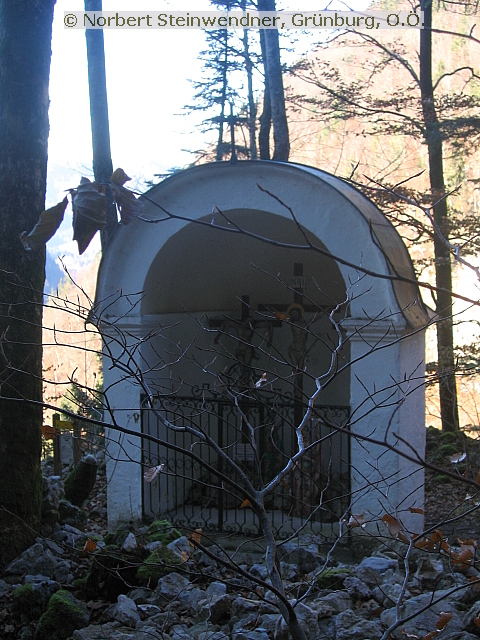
left=408, top=507, right=424, bottom=515
left=143, top=463, right=165, bottom=483
left=71, top=177, right=106, bottom=254
left=449, top=452, right=467, bottom=464
left=434, top=611, right=452, bottom=630
left=382, top=514, right=403, bottom=538
left=240, top=499, right=251, bottom=509
left=422, top=631, right=439, bottom=640
left=346, top=513, right=365, bottom=528
left=82, top=538, right=97, bottom=555
left=111, top=182, right=143, bottom=225
left=20, top=197, right=68, bottom=251
left=452, top=545, right=474, bottom=566
left=111, top=167, right=131, bottom=186
left=474, top=615, right=480, bottom=627
left=180, top=550, right=189, bottom=562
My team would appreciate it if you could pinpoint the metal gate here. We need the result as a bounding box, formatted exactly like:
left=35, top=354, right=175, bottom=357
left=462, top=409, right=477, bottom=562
left=142, top=391, right=350, bottom=538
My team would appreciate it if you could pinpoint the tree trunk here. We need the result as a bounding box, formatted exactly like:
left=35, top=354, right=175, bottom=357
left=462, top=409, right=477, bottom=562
left=216, top=29, right=229, bottom=162
left=0, top=0, right=56, bottom=568
left=240, top=4, right=257, bottom=160
left=258, top=0, right=290, bottom=161
left=258, top=30, right=272, bottom=160
left=420, top=0, right=459, bottom=432
left=85, top=0, right=118, bottom=248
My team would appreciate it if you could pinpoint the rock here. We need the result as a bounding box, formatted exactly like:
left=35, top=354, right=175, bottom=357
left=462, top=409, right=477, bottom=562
left=121, top=532, right=137, bottom=553
left=178, top=586, right=205, bottom=613
left=413, top=556, right=444, bottom=589
left=156, top=572, right=189, bottom=600
left=463, top=600, right=480, bottom=635
left=344, top=575, right=373, bottom=600
left=58, top=499, right=87, bottom=529
left=70, top=622, right=137, bottom=639
left=380, top=590, right=464, bottom=639
left=231, top=596, right=260, bottom=617
left=249, top=563, right=268, bottom=580
left=199, top=593, right=231, bottom=625
left=279, top=562, right=298, bottom=581
left=277, top=541, right=322, bottom=574
left=0, top=578, right=10, bottom=597
left=311, top=590, right=352, bottom=615
left=34, top=589, right=89, bottom=640
left=356, top=556, right=399, bottom=586
left=372, top=582, right=411, bottom=608
left=167, top=536, right=191, bottom=559
left=277, top=602, right=319, bottom=640
left=144, top=540, right=163, bottom=553
left=206, top=581, right=227, bottom=599
left=64, top=455, right=98, bottom=506
left=335, top=608, right=384, bottom=640
left=112, top=595, right=140, bottom=628
left=234, top=630, right=270, bottom=640
left=6, top=543, right=44, bottom=575
left=136, top=603, right=162, bottom=618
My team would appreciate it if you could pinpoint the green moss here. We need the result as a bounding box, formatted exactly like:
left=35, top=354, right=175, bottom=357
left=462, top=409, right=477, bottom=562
left=315, top=567, right=353, bottom=590
left=35, top=590, right=88, bottom=640
left=13, top=584, right=45, bottom=618
left=147, top=519, right=181, bottom=545
left=136, top=546, right=183, bottom=584
left=439, top=443, right=459, bottom=456
left=103, top=524, right=133, bottom=547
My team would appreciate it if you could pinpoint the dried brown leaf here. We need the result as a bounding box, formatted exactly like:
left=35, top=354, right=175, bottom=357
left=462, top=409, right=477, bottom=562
left=382, top=513, right=403, bottom=538
left=111, top=182, right=143, bottom=225
left=449, top=452, right=467, bottom=464
left=435, top=611, right=452, bottom=630
left=20, top=197, right=68, bottom=250
left=408, top=507, right=424, bottom=515
left=143, top=463, right=165, bottom=483
left=240, top=499, right=251, bottom=509
left=111, top=168, right=131, bottom=185
left=474, top=615, right=480, bottom=627
left=346, top=513, right=365, bottom=528
left=71, top=177, right=106, bottom=254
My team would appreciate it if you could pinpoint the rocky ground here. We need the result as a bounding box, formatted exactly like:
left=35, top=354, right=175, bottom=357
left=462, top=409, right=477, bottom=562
left=1, top=428, right=480, bottom=640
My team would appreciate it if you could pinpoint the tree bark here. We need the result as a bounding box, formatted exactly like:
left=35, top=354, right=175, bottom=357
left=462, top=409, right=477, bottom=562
left=0, top=0, right=56, bottom=568
left=258, top=29, right=272, bottom=160
left=85, top=0, right=118, bottom=248
left=420, top=0, right=459, bottom=431
left=258, top=0, right=289, bottom=161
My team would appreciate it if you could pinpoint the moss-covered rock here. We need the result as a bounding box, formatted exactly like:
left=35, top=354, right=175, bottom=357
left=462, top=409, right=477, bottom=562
left=136, top=546, right=183, bottom=585
left=315, top=567, right=353, bottom=590
left=13, top=584, right=45, bottom=620
left=84, top=545, right=140, bottom=600
left=34, top=590, right=89, bottom=640
left=147, top=519, right=181, bottom=545
left=103, top=523, right=134, bottom=547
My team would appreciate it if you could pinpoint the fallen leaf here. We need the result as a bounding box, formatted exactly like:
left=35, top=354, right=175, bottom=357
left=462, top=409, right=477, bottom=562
left=143, top=463, right=165, bottom=483
left=408, top=507, right=424, bottom=515
left=435, top=611, right=452, bottom=630
left=346, top=513, right=365, bottom=528
left=82, top=538, right=97, bottom=555
left=71, top=177, right=106, bottom=254
left=20, top=197, right=68, bottom=250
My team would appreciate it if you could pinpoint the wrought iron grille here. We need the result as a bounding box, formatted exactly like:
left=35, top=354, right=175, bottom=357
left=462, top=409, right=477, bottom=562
left=142, top=392, right=350, bottom=538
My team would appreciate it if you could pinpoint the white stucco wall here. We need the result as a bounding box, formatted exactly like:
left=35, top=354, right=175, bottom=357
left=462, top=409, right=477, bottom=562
left=97, top=161, right=428, bottom=533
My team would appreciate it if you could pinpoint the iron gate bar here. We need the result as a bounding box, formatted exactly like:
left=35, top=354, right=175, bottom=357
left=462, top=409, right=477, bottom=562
left=141, top=394, right=350, bottom=538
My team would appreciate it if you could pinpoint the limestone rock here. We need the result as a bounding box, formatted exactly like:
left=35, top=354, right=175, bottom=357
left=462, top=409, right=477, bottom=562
left=156, top=572, right=189, bottom=600
left=112, top=595, right=141, bottom=628
left=34, top=589, right=89, bottom=640
left=335, top=608, right=384, bottom=640
left=356, top=556, right=399, bottom=586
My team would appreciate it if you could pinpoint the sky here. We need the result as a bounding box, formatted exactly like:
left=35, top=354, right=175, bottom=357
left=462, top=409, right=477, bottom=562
left=46, top=0, right=372, bottom=275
